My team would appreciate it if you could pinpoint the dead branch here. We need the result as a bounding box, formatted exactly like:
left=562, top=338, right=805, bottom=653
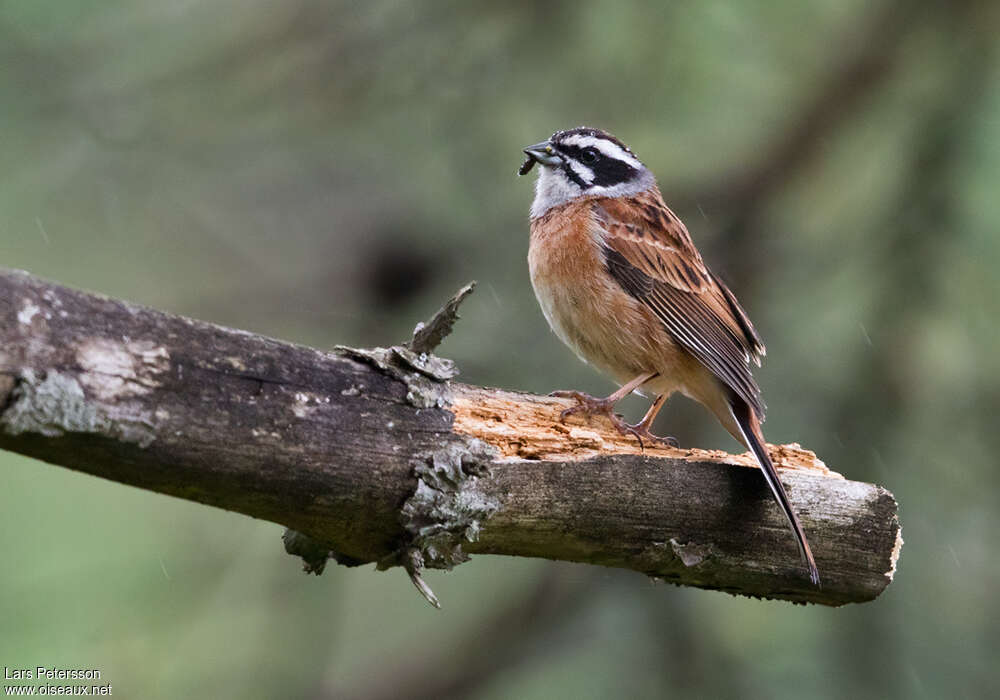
left=0, top=269, right=901, bottom=606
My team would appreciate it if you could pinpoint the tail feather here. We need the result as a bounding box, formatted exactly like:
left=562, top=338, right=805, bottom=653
left=729, top=400, right=820, bottom=586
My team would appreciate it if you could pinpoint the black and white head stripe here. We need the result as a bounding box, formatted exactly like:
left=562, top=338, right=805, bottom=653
left=557, top=130, right=644, bottom=170
left=550, top=127, right=646, bottom=189
left=528, top=126, right=654, bottom=218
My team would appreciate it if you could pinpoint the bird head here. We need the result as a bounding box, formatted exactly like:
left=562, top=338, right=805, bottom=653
left=520, top=127, right=654, bottom=217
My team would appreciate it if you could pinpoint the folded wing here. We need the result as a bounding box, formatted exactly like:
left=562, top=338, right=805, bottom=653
left=594, top=192, right=766, bottom=418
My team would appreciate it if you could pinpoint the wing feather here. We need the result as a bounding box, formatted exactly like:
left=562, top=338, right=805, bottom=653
left=594, top=192, right=766, bottom=417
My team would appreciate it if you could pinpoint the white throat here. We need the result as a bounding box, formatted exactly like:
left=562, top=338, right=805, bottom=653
left=529, top=165, right=654, bottom=219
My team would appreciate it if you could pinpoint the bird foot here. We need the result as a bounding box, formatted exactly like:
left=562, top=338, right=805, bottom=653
left=548, top=390, right=677, bottom=449
left=623, top=422, right=679, bottom=449
left=548, top=390, right=613, bottom=418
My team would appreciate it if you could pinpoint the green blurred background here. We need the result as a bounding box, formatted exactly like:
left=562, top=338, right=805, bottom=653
left=2, top=0, right=998, bottom=697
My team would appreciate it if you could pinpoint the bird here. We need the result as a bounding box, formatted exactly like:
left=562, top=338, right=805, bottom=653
left=519, top=126, right=820, bottom=585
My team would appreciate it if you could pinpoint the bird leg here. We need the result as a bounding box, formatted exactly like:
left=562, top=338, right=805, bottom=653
left=625, top=394, right=678, bottom=447
left=550, top=372, right=660, bottom=443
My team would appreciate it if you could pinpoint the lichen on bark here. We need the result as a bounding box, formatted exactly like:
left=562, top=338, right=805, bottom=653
left=0, top=369, right=156, bottom=447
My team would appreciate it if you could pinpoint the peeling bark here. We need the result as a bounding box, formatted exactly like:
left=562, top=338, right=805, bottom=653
left=0, top=269, right=901, bottom=606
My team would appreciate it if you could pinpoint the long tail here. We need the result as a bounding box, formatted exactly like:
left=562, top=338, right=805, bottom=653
left=729, top=399, right=820, bottom=586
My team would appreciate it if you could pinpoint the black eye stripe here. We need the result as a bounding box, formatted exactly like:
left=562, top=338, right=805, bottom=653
left=555, top=143, right=637, bottom=188
left=557, top=144, right=598, bottom=162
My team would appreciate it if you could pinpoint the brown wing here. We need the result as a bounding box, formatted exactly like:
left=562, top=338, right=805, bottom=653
left=593, top=190, right=766, bottom=417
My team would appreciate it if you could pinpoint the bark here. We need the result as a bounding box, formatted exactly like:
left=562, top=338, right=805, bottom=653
left=0, top=269, right=901, bottom=606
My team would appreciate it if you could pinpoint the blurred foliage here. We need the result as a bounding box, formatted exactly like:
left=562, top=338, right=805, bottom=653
left=2, top=0, right=999, bottom=698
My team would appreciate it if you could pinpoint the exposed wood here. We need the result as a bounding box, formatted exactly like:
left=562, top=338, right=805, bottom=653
left=452, top=384, right=841, bottom=473
left=0, top=268, right=901, bottom=606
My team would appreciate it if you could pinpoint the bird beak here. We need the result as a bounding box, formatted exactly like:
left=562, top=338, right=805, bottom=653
left=522, top=141, right=562, bottom=167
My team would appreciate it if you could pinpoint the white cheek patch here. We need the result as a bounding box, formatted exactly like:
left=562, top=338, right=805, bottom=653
left=560, top=134, right=643, bottom=170
left=567, top=159, right=595, bottom=185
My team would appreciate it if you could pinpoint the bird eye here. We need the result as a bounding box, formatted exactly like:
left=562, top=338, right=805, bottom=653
left=581, top=148, right=599, bottom=164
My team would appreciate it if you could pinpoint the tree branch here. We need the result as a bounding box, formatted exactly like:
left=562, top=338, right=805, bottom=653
left=0, top=269, right=901, bottom=606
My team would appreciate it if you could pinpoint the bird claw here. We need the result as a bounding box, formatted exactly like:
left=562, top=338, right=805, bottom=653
left=550, top=390, right=677, bottom=449
left=549, top=391, right=616, bottom=422
left=623, top=423, right=679, bottom=448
